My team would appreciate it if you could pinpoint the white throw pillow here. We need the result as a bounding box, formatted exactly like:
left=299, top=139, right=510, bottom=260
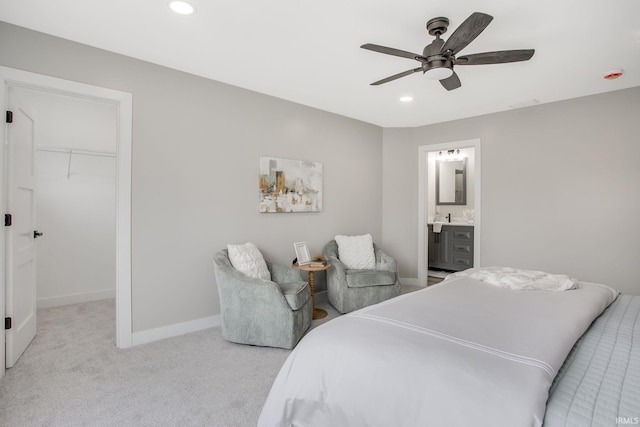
left=227, top=242, right=271, bottom=281
left=335, top=234, right=376, bottom=270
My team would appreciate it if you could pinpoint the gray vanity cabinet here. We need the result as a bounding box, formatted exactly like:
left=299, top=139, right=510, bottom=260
left=428, top=225, right=451, bottom=269
left=428, top=225, right=474, bottom=272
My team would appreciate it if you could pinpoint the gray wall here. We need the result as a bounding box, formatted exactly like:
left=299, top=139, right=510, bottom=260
left=0, top=22, right=383, bottom=332
left=383, top=87, right=640, bottom=295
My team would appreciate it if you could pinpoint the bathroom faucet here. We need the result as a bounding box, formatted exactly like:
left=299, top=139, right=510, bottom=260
left=446, top=213, right=451, bottom=223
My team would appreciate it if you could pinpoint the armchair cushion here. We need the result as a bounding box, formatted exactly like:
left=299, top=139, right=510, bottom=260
left=227, top=242, right=271, bottom=280
left=335, top=233, right=375, bottom=269
left=277, top=281, right=310, bottom=310
left=346, top=269, right=397, bottom=288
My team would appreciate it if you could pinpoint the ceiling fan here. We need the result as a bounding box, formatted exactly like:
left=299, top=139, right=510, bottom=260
left=361, top=12, right=535, bottom=90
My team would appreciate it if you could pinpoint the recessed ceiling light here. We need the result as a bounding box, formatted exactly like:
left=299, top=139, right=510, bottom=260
left=169, top=1, right=195, bottom=15
left=400, top=96, right=414, bottom=103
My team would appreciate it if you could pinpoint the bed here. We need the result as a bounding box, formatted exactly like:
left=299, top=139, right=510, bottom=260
left=543, top=293, right=640, bottom=426
left=258, top=269, right=638, bottom=427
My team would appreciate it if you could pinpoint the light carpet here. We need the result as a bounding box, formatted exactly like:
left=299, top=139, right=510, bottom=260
left=1, top=285, right=421, bottom=426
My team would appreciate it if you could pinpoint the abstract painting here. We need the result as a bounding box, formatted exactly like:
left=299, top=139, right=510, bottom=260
left=259, top=157, right=323, bottom=213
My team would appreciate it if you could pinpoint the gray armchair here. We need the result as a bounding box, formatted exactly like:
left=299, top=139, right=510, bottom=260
left=324, top=240, right=401, bottom=314
left=213, top=250, right=312, bottom=349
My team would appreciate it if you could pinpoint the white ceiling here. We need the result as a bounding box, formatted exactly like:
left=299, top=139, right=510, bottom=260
left=2, top=0, right=639, bottom=127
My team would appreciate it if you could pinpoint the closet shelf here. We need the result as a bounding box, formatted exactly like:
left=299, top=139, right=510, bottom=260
left=36, top=145, right=116, bottom=179
left=37, top=145, right=116, bottom=158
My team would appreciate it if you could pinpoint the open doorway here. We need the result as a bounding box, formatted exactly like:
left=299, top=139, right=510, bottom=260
left=418, top=139, right=481, bottom=286
left=1, top=67, right=132, bottom=376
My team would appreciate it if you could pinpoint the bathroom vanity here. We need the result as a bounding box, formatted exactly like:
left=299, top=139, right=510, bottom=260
left=428, top=224, right=474, bottom=272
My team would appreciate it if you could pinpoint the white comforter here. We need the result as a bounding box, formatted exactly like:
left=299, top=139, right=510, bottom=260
left=448, top=266, right=579, bottom=291
left=258, top=276, right=617, bottom=427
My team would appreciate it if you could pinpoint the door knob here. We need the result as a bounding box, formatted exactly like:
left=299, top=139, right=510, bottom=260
left=33, top=230, right=43, bottom=238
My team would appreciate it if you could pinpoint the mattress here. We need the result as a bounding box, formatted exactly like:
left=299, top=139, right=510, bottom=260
left=259, top=276, right=618, bottom=427
left=543, top=294, right=640, bottom=427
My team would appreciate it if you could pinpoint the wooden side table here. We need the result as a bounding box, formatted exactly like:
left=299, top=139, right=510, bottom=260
left=294, top=263, right=331, bottom=319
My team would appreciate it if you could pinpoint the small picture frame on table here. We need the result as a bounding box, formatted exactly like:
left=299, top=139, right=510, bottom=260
left=294, top=242, right=311, bottom=265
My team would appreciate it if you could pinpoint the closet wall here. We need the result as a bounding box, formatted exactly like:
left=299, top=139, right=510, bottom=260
left=20, top=88, right=118, bottom=308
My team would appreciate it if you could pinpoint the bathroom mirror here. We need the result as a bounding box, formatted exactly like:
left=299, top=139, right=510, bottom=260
left=436, top=158, right=467, bottom=205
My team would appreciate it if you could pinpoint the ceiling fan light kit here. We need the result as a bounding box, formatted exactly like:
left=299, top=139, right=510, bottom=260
left=424, top=65, right=454, bottom=80
left=361, top=12, right=535, bottom=91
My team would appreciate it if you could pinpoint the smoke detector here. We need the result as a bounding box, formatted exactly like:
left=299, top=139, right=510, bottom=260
left=603, top=69, right=623, bottom=80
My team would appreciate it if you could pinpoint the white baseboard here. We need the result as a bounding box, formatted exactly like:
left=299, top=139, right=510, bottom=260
left=37, top=289, right=116, bottom=309
left=315, top=289, right=328, bottom=304
left=130, top=280, right=420, bottom=347
left=400, top=277, right=421, bottom=287
left=132, top=314, right=221, bottom=347
left=132, top=279, right=418, bottom=346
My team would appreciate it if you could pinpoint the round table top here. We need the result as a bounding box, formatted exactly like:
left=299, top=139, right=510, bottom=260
left=293, top=262, right=331, bottom=272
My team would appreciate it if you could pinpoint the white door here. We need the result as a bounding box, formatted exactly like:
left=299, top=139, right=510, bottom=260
left=5, top=86, right=38, bottom=367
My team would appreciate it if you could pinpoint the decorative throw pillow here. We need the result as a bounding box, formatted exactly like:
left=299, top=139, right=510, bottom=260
left=227, top=242, right=271, bottom=281
left=335, top=234, right=376, bottom=270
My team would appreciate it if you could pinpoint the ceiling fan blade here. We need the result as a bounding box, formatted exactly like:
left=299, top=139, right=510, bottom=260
left=456, top=49, right=535, bottom=65
left=361, top=43, right=425, bottom=61
left=441, top=12, right=493, bottom=55
left=371, top=68, right=422, bottom=86
left=440, top=72, right=461, bottom=91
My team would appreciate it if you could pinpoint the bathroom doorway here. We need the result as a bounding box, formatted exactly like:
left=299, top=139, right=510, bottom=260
left=418, top=139, right=481, bottom=286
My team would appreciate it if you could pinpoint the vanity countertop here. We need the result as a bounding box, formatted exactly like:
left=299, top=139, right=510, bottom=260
left=428, top=222, right=475, bottom=227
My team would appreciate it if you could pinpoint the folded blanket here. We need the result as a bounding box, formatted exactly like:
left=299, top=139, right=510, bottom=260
left=447, top=266, right=578, bottom=291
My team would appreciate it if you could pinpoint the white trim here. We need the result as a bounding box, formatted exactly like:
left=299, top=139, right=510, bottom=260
left=132, top=315, right=221, bottom=347
left=400, top=277, right=421, bottom=287
left=314, top=289, right=328, bottom=304
left=37, top=289, right=115, bottom=309
left=115, top=88, right=133, bottom=349
left=0, top=66, right=133, bottom=350
left=1, top=73, right=6, bottom=377
left=418, top=139, right=481, bottom=286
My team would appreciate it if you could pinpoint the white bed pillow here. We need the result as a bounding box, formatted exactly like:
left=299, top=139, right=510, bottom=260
left=227, top=242, right=271, bottom=281
left=335, top=234, right=376, bottom=270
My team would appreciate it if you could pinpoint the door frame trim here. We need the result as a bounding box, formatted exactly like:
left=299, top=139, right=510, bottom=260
left=0, top=67, right=133, bottom=365
left=418, top=139, right=481, bottom=286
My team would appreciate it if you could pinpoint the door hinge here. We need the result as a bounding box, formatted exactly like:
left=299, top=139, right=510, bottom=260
left=4, top=317, right=11, bottom=330
left=5, top=110, right=13, bottom=124
left=4, top=213, right=12, bottom=227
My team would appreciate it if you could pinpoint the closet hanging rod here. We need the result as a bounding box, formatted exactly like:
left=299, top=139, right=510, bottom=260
left=36, top=145, right=116, bottom=158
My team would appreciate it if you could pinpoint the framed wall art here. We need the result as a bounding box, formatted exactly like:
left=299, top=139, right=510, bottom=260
left=258, top=156, right=323, bottom=213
